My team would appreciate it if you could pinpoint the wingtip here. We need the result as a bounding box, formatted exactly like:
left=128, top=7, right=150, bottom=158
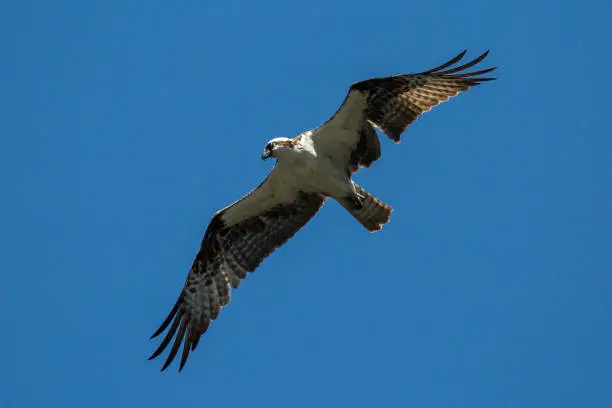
left=424, top=49, right=469, bottom=74
left=428, top=50, right=497, bottom=78
left=161, top=358, right=173, bottom=372
left=147, top=348, right=163, bottom=361
left=150, top=323, right=167, bottom=339
left=148, top=351, right=175, bottom=372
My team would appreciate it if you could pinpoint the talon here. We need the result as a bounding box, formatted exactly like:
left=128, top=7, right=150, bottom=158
left=347, top=194, right=363, bottom=210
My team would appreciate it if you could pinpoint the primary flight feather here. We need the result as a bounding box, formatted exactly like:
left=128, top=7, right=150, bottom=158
left=149, top=50, right=498, bottom=371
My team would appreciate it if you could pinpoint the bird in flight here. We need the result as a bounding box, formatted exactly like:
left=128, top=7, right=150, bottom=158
left=149, top=50, right=497, bottom=371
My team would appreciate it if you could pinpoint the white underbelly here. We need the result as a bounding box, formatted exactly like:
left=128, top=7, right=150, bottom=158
left=280, top=158, right=352, bottom=198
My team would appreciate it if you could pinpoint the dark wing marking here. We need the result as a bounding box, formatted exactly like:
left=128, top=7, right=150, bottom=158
left=347, top=123, right=380, bottom=174
left=149, top=175, right=326, bottom=372
left=310, top=50, right=497, bottom=173
left=351, top=49, right=497, bottom=142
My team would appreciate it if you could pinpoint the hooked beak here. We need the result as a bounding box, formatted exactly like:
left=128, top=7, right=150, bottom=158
left=261, top=149, right=271, bottom=160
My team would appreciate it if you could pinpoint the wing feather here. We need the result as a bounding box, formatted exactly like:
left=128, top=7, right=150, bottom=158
left=149, top=169, right=326, bottom=371
left=149, top=50, right=497, bottom=372
left=353, top=50, right=497, bottom=142
left=309, top=50, right=497, bottom=173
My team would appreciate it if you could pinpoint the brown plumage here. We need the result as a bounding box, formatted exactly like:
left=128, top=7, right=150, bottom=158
left=350, top=50, right=496, bottom=142
left=149, top=186, right=325, bottom=371
left=339, top=184, right=392, bottom=232
left=149, top=50, right=497, bottom=372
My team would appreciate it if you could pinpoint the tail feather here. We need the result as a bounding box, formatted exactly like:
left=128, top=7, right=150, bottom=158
left=340, top=184, right=392, bottom=232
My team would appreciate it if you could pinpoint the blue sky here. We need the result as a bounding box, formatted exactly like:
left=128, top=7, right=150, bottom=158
left=4, top=0, right=611, bottom=407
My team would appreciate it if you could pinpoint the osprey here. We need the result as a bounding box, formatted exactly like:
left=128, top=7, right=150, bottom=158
left=149, top=50, right=497, bottom=371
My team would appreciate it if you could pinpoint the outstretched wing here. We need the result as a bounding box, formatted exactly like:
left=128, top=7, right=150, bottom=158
left=310, top=50, right=497, bottom=173
left=149, top=167, right=326, bottom=372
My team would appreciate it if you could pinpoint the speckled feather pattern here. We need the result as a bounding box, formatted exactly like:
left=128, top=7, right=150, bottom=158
left=350, top=50, right=496, bottom=142
left=149, top=50, right=496, bottom=373
left=344, top=184, right=393, bottom=232
left=149, top=192, right=325, bottom=371
left=316, top=50, right=496, bottom=180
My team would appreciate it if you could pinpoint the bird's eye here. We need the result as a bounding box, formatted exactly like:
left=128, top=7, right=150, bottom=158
left=266, top=143, right=273, bottom=150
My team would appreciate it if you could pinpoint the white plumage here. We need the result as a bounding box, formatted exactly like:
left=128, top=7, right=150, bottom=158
left=149, top=50, right=497, bottom=371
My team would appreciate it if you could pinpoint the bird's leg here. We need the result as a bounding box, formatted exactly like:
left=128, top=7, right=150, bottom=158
left=343, top=191, right=364, bottom=210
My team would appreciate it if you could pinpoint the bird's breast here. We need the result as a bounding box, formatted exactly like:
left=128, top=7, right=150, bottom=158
left=279, top=152, right=348, bottom=197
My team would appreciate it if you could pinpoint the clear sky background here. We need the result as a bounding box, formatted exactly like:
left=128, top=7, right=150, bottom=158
left=3, top=1, right=611, bottom=407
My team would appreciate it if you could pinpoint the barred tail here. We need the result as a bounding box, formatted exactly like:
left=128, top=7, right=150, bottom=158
left=339, top=184, right=392, bottom=232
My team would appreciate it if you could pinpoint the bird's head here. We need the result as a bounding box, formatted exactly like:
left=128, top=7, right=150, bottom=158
left=262, top=137, right=294, bottom=160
